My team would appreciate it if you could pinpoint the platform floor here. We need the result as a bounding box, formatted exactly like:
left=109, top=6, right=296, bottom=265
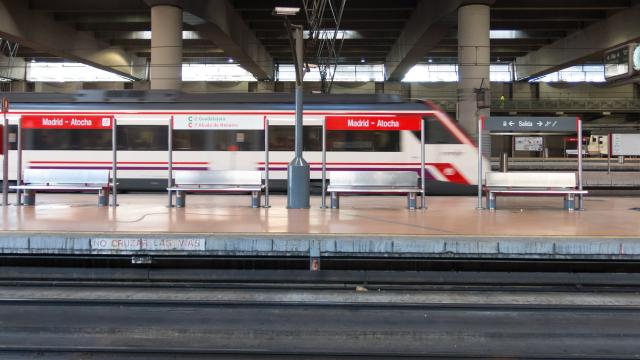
left=0, top=193, right=639, bottom=237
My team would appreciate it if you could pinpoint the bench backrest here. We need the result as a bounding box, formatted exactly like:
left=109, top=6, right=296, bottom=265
left=329, top=171, right=418, bottom=187
left=175, top=170, right=262, bottom=186
left=24, top=168, right=110, bottom=185
left=485, top=172, right=577, bottom=188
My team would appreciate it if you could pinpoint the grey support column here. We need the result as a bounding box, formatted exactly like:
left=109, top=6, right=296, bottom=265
left=287, top=26, right=310, bottom=209
left=148, top=2, right=183, bottom=90
left=457, top=3, right=491, bottom=138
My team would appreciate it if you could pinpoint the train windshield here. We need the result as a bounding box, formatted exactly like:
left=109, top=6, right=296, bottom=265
left=412, top=116, right=463, bottom=144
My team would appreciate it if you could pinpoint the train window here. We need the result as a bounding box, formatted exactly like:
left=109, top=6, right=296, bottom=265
left=17, top=125, right=398, bottom=152
left=268, top=126, right=295, bottom=151
left=412, top=116, right=462, bottom=144
left=269, top=126, right=400, bottom=152
left=22, top=129, right=112, bottom=150
left=327, top=130, right=399, bottom=152
left=173, top=130, right=263, bottom=151
left=8, top=125, right=17, bottom=150
left=268, top=126, right=321, bottom=151
left=20, top=126, right=167, bottom=151
left=118, top=125, right=167, bottom=151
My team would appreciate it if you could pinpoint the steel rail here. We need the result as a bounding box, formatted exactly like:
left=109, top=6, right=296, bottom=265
left=1, top=296, right=640, bottom=313
left=0, top=346, right=631, bottom=360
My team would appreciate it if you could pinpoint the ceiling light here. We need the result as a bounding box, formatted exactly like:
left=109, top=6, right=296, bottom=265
left=273, top=7, right=300, bottom=16
left=228, top=58, right=234, bottom=63
left=360, top=58, right=365, bottom=63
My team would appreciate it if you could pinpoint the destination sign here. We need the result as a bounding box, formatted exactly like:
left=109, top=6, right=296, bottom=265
left=21, top=115, right=113, bottom=130
left=173, top=114, right=264, bottom=130
left=484, top=116, right=577, bottom=132
left=325, top=115, right=422, bottom=131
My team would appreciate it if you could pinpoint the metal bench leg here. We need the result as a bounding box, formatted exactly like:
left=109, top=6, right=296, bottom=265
left=98, top=187, right=109, bottom=207
left=407, top=193, right=417, bottom=210
left=23, top=190, right=35, bottom=206
left=565, top=194, right=575, bottom=212
left=175, top=191, right=186, bottom=208
left=251, top=191, right=261, bottom=208
left=487, top=191, right=496, bottom=211
left=577, top=194, right=584, bottom=211
left=330, top=192, right=339, bottom=209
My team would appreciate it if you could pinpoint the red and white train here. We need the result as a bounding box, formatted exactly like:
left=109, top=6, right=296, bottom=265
left=0, top=91, right=487, bottom=194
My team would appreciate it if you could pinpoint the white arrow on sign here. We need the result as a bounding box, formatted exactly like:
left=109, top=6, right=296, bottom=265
left=537, top=121, right=543, bottom=126
left=508, top=121, right=514, bottom=126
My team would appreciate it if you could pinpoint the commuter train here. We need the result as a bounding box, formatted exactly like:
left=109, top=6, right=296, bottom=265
left=0, top=91, right=486, bottom=194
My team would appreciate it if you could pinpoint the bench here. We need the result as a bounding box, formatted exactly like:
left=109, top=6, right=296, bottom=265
left=168, top=170, right=264, bottom=208
left=10, top=169, right=111, bottom=206
left=484, top=172, right=588, bottom=211
left=326, top=171, right=422, bottom=210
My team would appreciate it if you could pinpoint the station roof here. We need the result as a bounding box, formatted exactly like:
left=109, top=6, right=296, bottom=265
left=7, top=0, right=640, bottom=80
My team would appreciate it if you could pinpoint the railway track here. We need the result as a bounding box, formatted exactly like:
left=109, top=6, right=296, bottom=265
left=0, top=270, right=638, bottom=360
left=0, top=294, right=638, bottom=359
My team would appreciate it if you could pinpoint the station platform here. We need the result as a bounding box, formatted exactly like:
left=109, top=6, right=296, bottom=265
left=1, top=194, right=639, bottom=260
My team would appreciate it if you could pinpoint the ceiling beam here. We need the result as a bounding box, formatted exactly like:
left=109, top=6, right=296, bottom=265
left=159, top=0, right=273, bottom=80
left=0, top=0, right=145, bottom=80
left=29, top=0, right=148, bottom=12
left=385, top=0, right=495, bottom=81
left=491, top=0, right=637, bottom=11
left=514, top=3, right=640, bottom=80
left=232, top=0, right=417, bottom=11
left=54, top=13, right=150, bottom=23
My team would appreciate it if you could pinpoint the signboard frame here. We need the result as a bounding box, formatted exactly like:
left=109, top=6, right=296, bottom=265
left=483, top=116, right=577, bottom=132
left=16, top=114, right=117, bottom=206
left=20, top=114, right=114, bottom=130
left=477, top=116, right=584, bottom=210
left=320, top=114, right=426, bottom=209
left=611, top=133, right=640, bottom=156
left=167, top=114, right=270, bottom=208
left=604, top=43, right=639, bottom=81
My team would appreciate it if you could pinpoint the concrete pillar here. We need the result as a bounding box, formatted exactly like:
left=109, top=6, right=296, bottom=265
left=457, top=3, right=490, bottom=137
left=150, top=4, right=182, bottom=90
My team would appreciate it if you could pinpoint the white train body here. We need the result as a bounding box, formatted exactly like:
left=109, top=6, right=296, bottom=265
left=0, top=92, right=487, bottom=193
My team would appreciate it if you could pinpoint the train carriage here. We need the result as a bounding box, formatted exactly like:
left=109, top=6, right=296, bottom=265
left=0, top=91, right=486, bottom=194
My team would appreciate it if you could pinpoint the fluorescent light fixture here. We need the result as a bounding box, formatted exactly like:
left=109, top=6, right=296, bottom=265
left=490, top=30, right=526, bottom=39
left=126, top=31, right=201, bottom=40
left=304, top=30, right=360, bottom=40
left=274, top=6, right=300, bottom=16
left=228, top=58, right=234, bottom=63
